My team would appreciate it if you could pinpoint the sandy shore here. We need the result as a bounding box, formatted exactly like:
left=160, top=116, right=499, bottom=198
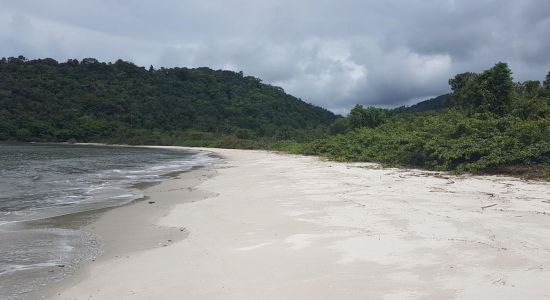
left=32, top=148, right=550, bottom=299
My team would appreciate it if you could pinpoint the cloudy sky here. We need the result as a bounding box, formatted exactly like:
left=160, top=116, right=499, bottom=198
left=1, top=0, right=549, bottom=113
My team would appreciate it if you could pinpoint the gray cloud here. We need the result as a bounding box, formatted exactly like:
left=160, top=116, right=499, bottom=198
left=1, top=0, right=549, bottom=113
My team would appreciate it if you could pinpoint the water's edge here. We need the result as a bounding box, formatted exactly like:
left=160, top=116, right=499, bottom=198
left=0, top=143, right=221, bottom=300
left=27, top=163, right=219, bottom=300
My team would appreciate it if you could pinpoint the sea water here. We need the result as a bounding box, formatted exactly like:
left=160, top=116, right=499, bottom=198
left=0, top=143, right=217, bottom=299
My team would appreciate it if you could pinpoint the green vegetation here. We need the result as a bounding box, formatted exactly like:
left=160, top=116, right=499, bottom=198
left=272, top=63, right=549, bottom=179
left=1, top=57, right=548, bottom=178
left=0, top=56, right=335, bottom=146
left=399, top=94, right=451, bottom=113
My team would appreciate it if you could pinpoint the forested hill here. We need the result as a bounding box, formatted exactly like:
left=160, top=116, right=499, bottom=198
left=0, top=56, right=336, bottom=143
left=401, top=94, right=451, bottom=113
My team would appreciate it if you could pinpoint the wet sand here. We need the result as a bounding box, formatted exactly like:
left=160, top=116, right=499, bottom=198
left=28, top=165, right=216, bottom=299
left=31, top=148, right=550, bottom=299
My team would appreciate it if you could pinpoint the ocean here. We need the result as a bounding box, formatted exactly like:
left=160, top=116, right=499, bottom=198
left=0, top=143, right=217, bottom=299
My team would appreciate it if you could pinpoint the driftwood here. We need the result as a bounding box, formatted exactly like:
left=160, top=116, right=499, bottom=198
left=482, top=203, right=498, bottom=209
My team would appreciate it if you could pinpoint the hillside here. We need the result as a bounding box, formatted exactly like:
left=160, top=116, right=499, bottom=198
left=0, top=56, right=335, bottom=144
left=402, top=94, right=451, bottom=113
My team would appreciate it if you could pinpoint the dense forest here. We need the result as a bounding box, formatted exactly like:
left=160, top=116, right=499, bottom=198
left=274, top=63, right=550, bottom=178
left=1, top=57, right=549, bottom=178
left=0, top=56, right=335, bottom=146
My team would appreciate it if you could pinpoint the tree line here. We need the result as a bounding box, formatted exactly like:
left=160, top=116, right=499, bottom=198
left=1, top=57, right=548, bottom=177
left=273, top=63, right=549, bottom=178
left=0, top=56, right=335, bottom=146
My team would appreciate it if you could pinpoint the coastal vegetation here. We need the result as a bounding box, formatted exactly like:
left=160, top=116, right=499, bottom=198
left=273, top=62, right=550, bottom=178
left=1, top=57, right=548, bottom=178
left=0, top=56, right=335, bottom=145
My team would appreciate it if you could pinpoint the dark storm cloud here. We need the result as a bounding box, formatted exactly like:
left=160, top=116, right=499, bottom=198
left=1, top=0, right=549, bottom=113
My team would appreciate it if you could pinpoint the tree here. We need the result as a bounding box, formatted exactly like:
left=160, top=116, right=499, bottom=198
left=81, top=58, right=99, bottom=65
left=348, top=105, right=388, bottom=129
left=449, top=62, right=513, bottom=115
left=449, top=72, right=481, bottom=111
left=329, top=117, right=350, bottom=134
left=480, top=62, right=513, bottom=114
left=543, top=70, right=550, bottom=96
left=517, top=80, right=541, bottom=98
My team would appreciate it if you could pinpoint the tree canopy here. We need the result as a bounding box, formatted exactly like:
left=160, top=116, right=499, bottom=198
left=0, top=57, right=336, bottom=143
left=273, top=62, right=549, bottom=178
left=449, top=62, right=514, bottom=114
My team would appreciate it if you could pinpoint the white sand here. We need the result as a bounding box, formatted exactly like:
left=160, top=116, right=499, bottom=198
left=37, top=148, right=550, bottom=299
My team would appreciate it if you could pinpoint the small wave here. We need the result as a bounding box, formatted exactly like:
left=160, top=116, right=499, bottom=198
left=0, top=262, right=59, bottom=276
left=111, top=194, right=135, bottom=199
left=0, top=147, right=219, bottom=224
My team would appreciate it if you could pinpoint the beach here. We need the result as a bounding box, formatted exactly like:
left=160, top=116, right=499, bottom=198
left=31, top=147, right=550, bottom=299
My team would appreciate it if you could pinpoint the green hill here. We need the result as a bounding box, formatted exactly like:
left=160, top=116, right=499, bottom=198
left=0, top=56, right=335, bottom=145
left=402, top=94, right=451, bottom=113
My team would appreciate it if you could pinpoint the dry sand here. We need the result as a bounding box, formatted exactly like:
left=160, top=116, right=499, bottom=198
left=32, top=148, right=550, bottom=299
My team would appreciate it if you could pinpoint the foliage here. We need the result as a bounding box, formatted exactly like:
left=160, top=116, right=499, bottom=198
left=348, top=105, right=390, bottom=129
left=0, top=57, right=336, bottom=143
left=398, top=94, right=451, bottom=113
left=275, top=63, right=550, bottom=178
left=449, top=62, right=514, bottom=114
left=276, top=111, right=548, bottom=174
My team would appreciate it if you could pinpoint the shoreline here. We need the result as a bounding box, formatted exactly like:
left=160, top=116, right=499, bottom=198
left=28, top=162, right=218, bottom=299
left=0, top=143, right=221, bottom=299
left=28, top=147, right=550, bottom=299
